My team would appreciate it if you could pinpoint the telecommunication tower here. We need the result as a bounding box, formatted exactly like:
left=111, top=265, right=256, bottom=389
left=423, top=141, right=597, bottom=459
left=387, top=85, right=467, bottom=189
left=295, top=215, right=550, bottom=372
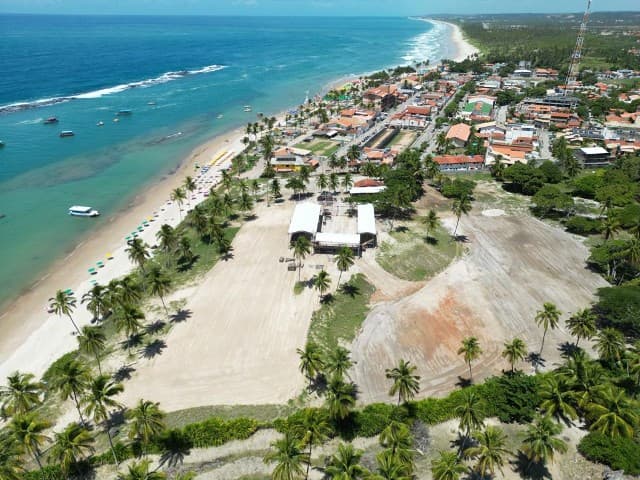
left=564, top=0, right=592, bottom=95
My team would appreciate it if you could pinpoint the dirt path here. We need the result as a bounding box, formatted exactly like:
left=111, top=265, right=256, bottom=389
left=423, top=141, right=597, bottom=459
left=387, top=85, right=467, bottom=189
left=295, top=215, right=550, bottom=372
left=351, top=201, right=609, bottom=403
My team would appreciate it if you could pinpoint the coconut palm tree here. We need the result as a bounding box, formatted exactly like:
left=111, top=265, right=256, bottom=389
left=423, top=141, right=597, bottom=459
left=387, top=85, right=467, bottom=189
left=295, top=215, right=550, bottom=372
left=385, top=359, right=420, bottom=405
left=451, top=194, right=472, bottom=238
left=431, top=450, right=466, bottom=480
left=270, top=178, right=281, bottom=204
left=341, top=173, right=353, bottom=193
left=126, top=238, right=151, bottom=273
left=177, top=235, right=194, bottom=265
left=601, top=215, right=620, bottom=242
left=379, top=421, right=414, bottom=472
left=239, top=191, right=254, bottom=217
left=117, top=459, right=167, bottom=480
left=347, top=144, right=360, bottom=164
left=535, top=302, right=561, bottom=355
left=171, top=187, right=187, bottom=220
left=329, top=172, right=340, bottom=193
left=0, top=432, right=24, bottom=480
left=156, top=224, right=177, bottom=256
left=48, top=422, right=95, bottom=476
left=114, top=304, right=145, bottom=342
left=110, top=275, right=143, bottom=310
left=83, top=375, right=124, bottom=465
left=325, top=346, right=354, bottom=381
left=81, top=284, right=108, bottom=321
left=297, top=342, right=324, bottom=387
left=0, top=372, right=43, bottom=418
left=326, top=443, right=366, bottom=480
left=521, top=415, right=567, bottom=466
left=501, top=338, right=527, bottom=373
left=595, top=328, right=625, bottom=366
left=423, top=209, right=439, bottom=242
left=457, top=336, right=482, bottom=382
left=316, top=173, right=328, bottom=192
left=49, top=289, right=80, bottom=334
left=335, top=247, right=355, bottom=288
left=49, top=359, right=90, bottom=425
left=146, top=264, right=172, bottom=316
left=326, top=377, right=356, bottom=421
left=314, top=270, right=331, bottom=302
left=465, top=426, right=511, bottom=478
left=183, top=176, right=197, bottom=208
left=566, top=309, right=597, bottom=347
left=9, top=413, right=51, bottom=469
left=127, top=399, right=166, bottom=456
left=371, top=449, right=411, bottom=480
left=77, top=325, right=106, bottom=375
left=263, top=430, right=309, bottom=480
left=455, top=390, right=485, bottom=443
left=539, top=375, right=578, bottom=425
left=291, top=408, right=332, bottom=480
left=291, top=236, right=312, bottom=282
left=586, top=386, right=639, bottom=438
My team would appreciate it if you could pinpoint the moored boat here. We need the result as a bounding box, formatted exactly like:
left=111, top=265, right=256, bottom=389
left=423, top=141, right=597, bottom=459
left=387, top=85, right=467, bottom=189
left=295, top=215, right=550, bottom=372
left=44, top=116, right=59, bottom=124
left=97, top=121, right=104, bottom=126
left=0, top=140, right=5, bottom=148
left=68, top=205, right=100, bottom=217
left=117, top=109, right=132, bottom=116
left=243, top=105, right=252, bottom=112
left=59, top=131, right=74, bottom=137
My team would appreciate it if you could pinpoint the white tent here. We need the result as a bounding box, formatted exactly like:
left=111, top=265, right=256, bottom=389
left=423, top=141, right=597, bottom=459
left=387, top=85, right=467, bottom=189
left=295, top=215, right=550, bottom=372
left=357, top=204, right=376, bottom=235
left=288, top=203, right=321, bottom=235
left=315, top=232, right=360, bottom=248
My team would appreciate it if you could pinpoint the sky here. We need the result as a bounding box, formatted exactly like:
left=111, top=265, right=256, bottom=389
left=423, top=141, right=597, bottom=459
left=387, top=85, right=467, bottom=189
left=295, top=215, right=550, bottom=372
left=0, top=0, right=638, bottom=16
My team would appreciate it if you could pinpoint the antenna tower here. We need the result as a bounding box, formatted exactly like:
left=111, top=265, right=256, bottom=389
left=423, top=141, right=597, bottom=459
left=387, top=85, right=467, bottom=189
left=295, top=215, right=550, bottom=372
left=564, top=0, right=592, bottom=95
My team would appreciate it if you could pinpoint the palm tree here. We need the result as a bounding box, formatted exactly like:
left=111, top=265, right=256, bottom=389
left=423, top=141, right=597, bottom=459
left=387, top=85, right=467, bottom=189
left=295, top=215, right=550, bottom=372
left=465, top=426, right=511, bottom=478
left=431, top=450, right=466, bottom=480
left=127, top=399, right=166, bottom=456
left=0, top=372, right=43, bottom=418
left=81, top=284, right=108, bottom=321
left=126, top=238, right=151, bottom=273
left=535, top=302, right=561, bottom=355
left=371, top=449, right=411, bottom=480
left=521, top=415, right=567, bottom=466
left=296, top=342, right=324, bottom=387
left=455, top=390, right=484, bottom=442
left=335, top=247, right=355, bottom=288
left=341, top=173, right=353, bottom=193
left=177, top=235, right=194, bottom=265
left=0, top=432, right=24, bottom=480
left=171, top=187, right=187, bottom=220
left=385, top=359, right=420, bottom=405
left=347, top=144, right=360, bottom=164
left=48, top=423, right=95, bottom=476
left=291, top=236, right=312, bottom=282
left=156, top=224, right=177, bottom=256
left=423, top=209, right=439, bottom=242
left=239, top=191, right=254, bottom=217
left=291, top=408, right=332, bottom=480
left=586, top=385, right=639, bottom=439
left=111, top=275, right=143, bottom=309
left=146, top=264, right=172, bottom=316
left=501, top=338, right=527, bottom=373
left=451, top=194, right=472, bottom=238
left=316, top=173, right=328, bottom=192
left=326, top=443, right=366, bottom=480
left=77, top=325, right=106, bottom=375
left=325, top=346, right=354, bottom=381
left=595, top=328, right=625, bottom=365
left=117, top=459, right=167, bottom=480
left=314, top=270, right=331, bottom=301
left=83, top=375, right=124, bottom=465
left=49, top=289, right=80, bottom=334
left=602, top=215, right=620, bottom=242
left=114, top=304, right=145, bottom=342
left=326, top=377, right=356, bottom=421
left=539, top=375, right=578, bottom=425
left=9, top=413, right=50, bottom=469
left=457, top=336, right=482, bottom=382
left=329, top=172, right=340, bottom=193
left=263, top=430, right=309, bottom=480
left=379, top=421, right=414, bottom=470
left=566, top=309, right=597, bottom=347
left=270, top=178, right=281, bottom=204
left=183, top=176, right=197, bottom=208
left=49, top=359, right=90, bottom=424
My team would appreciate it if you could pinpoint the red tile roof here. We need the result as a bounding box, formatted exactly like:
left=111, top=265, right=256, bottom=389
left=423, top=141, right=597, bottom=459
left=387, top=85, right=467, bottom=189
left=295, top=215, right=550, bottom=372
left=433, top=155, right=484, bottom=165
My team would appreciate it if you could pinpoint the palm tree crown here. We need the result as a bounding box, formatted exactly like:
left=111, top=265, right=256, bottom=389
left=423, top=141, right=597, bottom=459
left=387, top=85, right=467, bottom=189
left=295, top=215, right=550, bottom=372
left=566, top=309, right=597, bottom=347
left=0, top=371, right=43, bottom=418
left=335, top=247, right=355, bottom=287
left=263, top=430, right=309, bottom=480
left=49, top=289, right=80, bottom=334
left=501, top=338, right=527, bottom=372
left=521, top=415, right=567, bottom=465
left=48, top=422, right=95, bottom=476
left=465, top=426, right=511, bottom=478
left=457, top=336, right=482, bottom=382
left=535, top=302, right=561, bottom=355
left=385, top=359, right=420, bottom=405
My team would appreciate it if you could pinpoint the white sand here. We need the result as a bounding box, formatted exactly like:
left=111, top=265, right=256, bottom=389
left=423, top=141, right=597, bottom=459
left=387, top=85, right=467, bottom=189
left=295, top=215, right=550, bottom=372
left=428, top=19, right=480, bottom=62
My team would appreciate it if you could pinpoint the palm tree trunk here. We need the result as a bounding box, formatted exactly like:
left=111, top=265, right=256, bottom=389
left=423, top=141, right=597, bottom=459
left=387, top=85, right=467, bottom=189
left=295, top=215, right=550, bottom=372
left=305, top=441, right=313, bottom=480
left=93, top=347, right=103, bottom=376
left=67, top=314, right=81, bottom=335
left=453, top=215, right=461, bottom=238
left=398, top=391, right=402, bottom=406
left=106, top=427, right=119, bottom=466
left=160, top=295, right=169, bottom=317
left=337, top=270, right=343, bottom=289
left=468, top=361, right=473, bottom=382
left=575, top=336, right=580, bottom=347
left=31, top=449, right=43, bottom=469
left=540, top=328, right=547, bottom=355
left=72, top=390, right=86, bottom=425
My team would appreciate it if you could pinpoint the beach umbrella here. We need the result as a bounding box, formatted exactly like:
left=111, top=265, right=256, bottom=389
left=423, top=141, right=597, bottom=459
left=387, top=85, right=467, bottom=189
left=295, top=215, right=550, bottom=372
left=64, top=288, right=73, bottom=295
left=106, top=253, right=114, bottom=260
left=96, top=261, right=104, bottom=268
left=88, top=268, right=96, bottom=275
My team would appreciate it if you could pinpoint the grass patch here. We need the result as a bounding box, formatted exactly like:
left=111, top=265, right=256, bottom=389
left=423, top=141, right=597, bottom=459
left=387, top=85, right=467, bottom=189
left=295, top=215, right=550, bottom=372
left=307, top=274, right=376, bottom=351
left=294, top=139, right=339, bottom=157
left=165, top=404, right=296, bottom=429
left=293, top=280, right=306, bottom=295
left=377, top=223, right=459, bottom=282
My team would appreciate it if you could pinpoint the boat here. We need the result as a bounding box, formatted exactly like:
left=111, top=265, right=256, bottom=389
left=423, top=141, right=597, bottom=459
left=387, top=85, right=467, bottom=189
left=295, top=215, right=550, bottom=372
left=68, top=205, right=100, bottom=217
left=243, top=105, right=252, bottom=112
left=44, top=116, right=59, bottom=124
left=147, top=101, right=156, bottom=106
left=59, top=131, right=74, bottom=137
left=116, top=109, right=132, bottom=116
left=0, top=141, right=4, bottom=148
left=217, top=114, right=224, bottom=119
left=96, top=121, right=104, bottom=127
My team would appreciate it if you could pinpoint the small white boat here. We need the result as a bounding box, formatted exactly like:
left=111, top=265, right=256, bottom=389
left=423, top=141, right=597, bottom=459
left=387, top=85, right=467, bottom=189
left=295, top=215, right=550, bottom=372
left=117, top=109, right=132, bottom=116
left=60, top=131, right=74, bottom=137
left=97, top=121, right=104, bottom=127
left=147, top=101, right=156, bottom=106
left=217, top=114, right=224, bottom=119
left=68, top=205, right=100, bottom=217
left=243, top=105, right=252, bottom=112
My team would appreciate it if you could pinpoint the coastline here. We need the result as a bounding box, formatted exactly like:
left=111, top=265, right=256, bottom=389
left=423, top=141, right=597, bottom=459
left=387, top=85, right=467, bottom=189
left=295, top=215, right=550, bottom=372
left=0, top=21, right=480, bottom=382
left=428, top=19, right=479, bottom=62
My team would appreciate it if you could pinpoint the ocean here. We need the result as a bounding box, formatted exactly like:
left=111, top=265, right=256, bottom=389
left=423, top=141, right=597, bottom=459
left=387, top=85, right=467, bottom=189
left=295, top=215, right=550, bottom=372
left=0, top=15, right=453, bottom=309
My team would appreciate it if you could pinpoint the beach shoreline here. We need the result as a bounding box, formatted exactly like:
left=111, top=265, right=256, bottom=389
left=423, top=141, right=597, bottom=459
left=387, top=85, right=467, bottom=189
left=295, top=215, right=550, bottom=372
left=0, top=20, right=479, bottom=383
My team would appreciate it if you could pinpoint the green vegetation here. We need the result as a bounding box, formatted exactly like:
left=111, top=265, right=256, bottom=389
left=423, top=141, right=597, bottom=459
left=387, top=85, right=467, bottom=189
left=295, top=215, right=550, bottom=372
left=294, top=139, right=339, bottom=157
left=578, top=432, right=640, bottom=475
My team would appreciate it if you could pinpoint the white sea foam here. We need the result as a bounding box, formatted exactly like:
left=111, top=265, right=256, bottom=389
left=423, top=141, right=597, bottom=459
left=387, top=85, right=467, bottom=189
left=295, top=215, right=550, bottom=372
left=0, top=64, right=227, bottom=114
left=402, top=19, right=448, bottom=65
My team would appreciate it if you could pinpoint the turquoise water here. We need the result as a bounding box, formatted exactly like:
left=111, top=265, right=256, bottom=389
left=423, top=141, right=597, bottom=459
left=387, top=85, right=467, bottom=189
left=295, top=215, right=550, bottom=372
left=0, top=15, right=453, bottom=308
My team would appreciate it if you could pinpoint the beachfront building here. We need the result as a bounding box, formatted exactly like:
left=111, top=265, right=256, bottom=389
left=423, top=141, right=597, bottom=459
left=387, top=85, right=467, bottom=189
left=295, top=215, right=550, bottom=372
left=270, top=147, right=317, bottom=172
left=432, top=155, right=485, bottom=172
left=446, top=123, right=472, bottom=148
left=363, top=84, right=402, bottom=111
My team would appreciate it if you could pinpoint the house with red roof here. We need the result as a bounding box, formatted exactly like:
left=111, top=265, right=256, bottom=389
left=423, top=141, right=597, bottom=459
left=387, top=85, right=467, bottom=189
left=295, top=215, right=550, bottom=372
left=445, top=123, right=472, bottom=148
left=432, top=155, right=485, bottom=172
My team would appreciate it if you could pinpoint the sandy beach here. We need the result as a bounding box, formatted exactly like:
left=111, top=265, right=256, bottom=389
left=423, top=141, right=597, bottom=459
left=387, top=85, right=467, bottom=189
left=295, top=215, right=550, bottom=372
left=431, top=19, right=479, bottom=62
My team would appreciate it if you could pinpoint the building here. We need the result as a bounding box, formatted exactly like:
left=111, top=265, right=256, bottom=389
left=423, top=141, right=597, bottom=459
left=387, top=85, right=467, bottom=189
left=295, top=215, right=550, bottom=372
left=432, top=155, right=485, bottom=172
left=271, top=147, right=315, bottom=172
left=576, top=147, right=611, bottom=167
left=390, top=105, right=432, bottom=128
left=461, top=95, right=494, bottom=122
left=446, top=123, right=472, bottom=148
left=350, top=178, right=387, bottom=195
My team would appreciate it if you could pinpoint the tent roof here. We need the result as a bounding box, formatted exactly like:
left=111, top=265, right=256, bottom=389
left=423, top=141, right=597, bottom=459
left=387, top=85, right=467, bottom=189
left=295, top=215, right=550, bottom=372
left=357, top=204, right=377, bottom=235
left=288, top=203, right=321, bottom=235
left=315, top=232, right=360, bottom=248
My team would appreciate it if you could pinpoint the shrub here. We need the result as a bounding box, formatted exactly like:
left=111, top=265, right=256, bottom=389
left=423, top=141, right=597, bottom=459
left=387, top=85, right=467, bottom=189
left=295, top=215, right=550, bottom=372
left=182, top=417, right=259, bottom=448
left=412, top=397, right=457, bottom=425
left=478, top=374, right=541, bottom=423
left=572, top=173, right=604, bottom=198
left=24, top=466, right=64, bottom=480
left=538, top=160, right=563, bottom=184
left=565, top=216, right=602, bottom=235
left=616, top=202, right=640, bottom=228
left=595, top=285, right=640, bottom=338
left=440, top=178, right=476, bottom=200
left=578, top=432, right=640, bottom=474
left=352, top=403, right=408, bottom=437
left=90, top=442, right=134, bottom=466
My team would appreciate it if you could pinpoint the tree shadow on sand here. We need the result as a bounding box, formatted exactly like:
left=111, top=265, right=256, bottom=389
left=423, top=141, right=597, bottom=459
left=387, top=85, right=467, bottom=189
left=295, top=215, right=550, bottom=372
left=170, top=309, right=192, bottom=324
left=511, top=450, right=552, bottom=480
left=339, top=283, right=360, bottom=298
left=145, top=320, right=166, bottom=335
left=558, top=342, right=581, bottom=360
left=527, top=352, right=546, bottom=372
left=140, top=339, right=167, bottom=359
left=456, top=376, right=472, bottom=388
left=452, top=234, right=469, bottom=243
left=113, top=364, right=136, bottom=382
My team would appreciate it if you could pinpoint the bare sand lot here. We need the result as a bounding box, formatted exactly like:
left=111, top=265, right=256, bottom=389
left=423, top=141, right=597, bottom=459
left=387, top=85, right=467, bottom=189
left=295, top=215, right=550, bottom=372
left=351, top=188, right=609, bottom=403
left=120, top=200, right=319, bottom=410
